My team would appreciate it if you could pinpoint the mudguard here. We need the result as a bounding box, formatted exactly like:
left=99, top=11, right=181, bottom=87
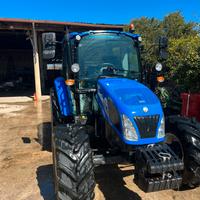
left=54, top=77, right=73, bottom=116
left=96, top=78, right=164, bottom=145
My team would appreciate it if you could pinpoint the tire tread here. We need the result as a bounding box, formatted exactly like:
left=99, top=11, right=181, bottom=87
left=52, top=124, right=95, bottom=200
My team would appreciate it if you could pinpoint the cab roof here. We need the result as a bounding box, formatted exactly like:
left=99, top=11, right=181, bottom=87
left=68, top=30, right=140, bottom=40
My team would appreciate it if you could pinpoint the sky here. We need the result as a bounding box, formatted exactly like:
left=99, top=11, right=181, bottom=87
left=0, top=0, right=200, bottom=24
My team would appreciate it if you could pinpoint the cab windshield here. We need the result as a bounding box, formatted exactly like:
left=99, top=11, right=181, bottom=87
left=78, top=33, right=140, bottom=80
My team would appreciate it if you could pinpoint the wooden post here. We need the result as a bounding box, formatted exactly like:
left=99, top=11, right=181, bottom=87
left=32, top=22, right=42, bottom=101
left=37, top=32, right=46, bottom=94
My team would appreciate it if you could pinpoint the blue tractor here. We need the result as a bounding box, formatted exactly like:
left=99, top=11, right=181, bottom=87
left=41, top=29, right=199, bottom=200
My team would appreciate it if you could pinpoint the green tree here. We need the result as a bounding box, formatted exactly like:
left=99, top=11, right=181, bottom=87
left=125, top=17, right=163, bottom=65
left=167, top=35, right=200, bottom=92
left=125, top=12, right=200, bottom=92
left=162, top=12, right=197, bottom=39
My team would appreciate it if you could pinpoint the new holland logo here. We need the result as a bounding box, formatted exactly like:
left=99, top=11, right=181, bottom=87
left=143, top=107, right=149, bottom=113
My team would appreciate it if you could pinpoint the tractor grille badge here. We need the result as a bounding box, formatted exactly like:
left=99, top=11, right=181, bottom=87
left=143, top=106, right=149, bottom=113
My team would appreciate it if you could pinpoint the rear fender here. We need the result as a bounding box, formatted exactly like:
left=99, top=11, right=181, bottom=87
left=54, top=77, right=73, bottom=117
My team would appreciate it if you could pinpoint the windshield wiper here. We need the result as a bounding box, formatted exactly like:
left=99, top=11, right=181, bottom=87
left=114, top=68, right=140, bottom=74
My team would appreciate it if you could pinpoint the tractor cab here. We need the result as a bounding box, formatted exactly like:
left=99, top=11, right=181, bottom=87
left=63, top=31, right=144, bottom=118
left=69, top=31, right=142, bottom=84
left=43, top=31, right=142, bottom=83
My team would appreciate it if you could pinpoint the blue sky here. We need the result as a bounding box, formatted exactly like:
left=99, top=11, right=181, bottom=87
left=0, top=0, right=199, bottom=24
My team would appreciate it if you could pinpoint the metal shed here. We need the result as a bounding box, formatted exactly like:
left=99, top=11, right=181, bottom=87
left=0, top=18, right=123, bottom=100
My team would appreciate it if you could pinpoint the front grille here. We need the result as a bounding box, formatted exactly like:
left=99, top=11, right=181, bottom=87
left=134, top=115, right=160, bottom=138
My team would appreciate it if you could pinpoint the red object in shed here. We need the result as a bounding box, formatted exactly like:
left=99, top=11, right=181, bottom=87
left=181, top=93, right=200, bottom=122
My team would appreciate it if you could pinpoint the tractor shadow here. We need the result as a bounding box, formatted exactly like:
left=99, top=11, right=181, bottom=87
left=35, top=122, right=52, bottom=152
left=95, top=164, right=141, bottom=200
left=36, top=164, right=55, bottom=200
left=36, top=164, right=141, bottom=200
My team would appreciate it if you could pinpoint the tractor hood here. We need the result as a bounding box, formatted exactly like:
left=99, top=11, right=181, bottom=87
left=96, top=78, right=164, bottom=145
left=97, top=78, right=163, bottom=116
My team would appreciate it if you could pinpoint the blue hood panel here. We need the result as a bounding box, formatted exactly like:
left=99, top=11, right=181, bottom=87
left=96, top=78, right=164, bottom=145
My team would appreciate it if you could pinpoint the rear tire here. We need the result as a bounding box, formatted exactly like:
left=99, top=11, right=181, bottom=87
left=166, top=116, right=200, bottom=187
left=52, top=124, right=95, bottom=200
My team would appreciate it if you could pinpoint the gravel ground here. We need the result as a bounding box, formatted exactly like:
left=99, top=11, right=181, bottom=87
left=0, top=101, right=199, bottom=200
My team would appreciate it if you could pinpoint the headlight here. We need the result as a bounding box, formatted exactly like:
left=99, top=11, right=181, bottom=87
left=122, top=115, right=138, bottom=141
left=155, top=62, right=163, bottom=71
left=71, top=63, right=80, bottom=73
left=158, top=116, right=165, bottom=138
left=75, top=35, right=81, bottom=41
left=138, top=36, right=142, bottom=42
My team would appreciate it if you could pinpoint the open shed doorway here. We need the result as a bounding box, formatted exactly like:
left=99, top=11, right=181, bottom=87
left=0, top=30, right=34, bottom=97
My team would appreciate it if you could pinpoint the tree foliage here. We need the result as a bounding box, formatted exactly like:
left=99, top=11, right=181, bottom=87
left=125, top=12, right=200, bottom=92
left=163, top=12, right=197, bottom=39
left=167, top=35, right=200, bottom=91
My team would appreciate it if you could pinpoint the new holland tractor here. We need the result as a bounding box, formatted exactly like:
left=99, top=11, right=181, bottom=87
left=40, top=27, right=200, bottom=200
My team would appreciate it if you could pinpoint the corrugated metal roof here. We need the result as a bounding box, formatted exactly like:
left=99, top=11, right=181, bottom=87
left=0, top=18, right=124, bottom=29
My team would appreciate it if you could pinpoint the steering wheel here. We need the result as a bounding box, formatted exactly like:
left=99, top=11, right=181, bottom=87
left=100, top=63, right=116, bottom=74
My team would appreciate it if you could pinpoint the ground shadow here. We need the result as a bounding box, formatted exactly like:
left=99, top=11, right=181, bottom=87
left=37, top=163, right=141, bottom=200
left=36, top=164, right=55, bottom=200
left=21, top=137, right=31, bottom=143
left=95, top=164, right=141, bottom=200
left=36, top=122, right=52, bottom=152
left=174, top=184, right=197, bottom=192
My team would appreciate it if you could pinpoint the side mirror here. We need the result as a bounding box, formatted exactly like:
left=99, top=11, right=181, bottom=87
left=139, top=44, right=144, bottom=52
left=159, top=49, right=168, bottom=60
left=42, top=33, right=56, bottom=59
left=158, top=36, right=168, bottom=60
left=159, top=36, right=168, bottom=49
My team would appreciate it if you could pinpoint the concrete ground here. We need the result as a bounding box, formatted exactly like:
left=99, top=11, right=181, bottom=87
left=0, top=96, right=49, bottom=103
left=0, top=101, right=200, bottom=200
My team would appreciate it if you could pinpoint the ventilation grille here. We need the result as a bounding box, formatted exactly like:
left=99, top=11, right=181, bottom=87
left=134, top=115, right=160, bottom=138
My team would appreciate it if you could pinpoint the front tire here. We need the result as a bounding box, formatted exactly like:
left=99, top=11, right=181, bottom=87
left=166, top=116, right=200, bottom=187
left=52, top=124, right=95, bottom=200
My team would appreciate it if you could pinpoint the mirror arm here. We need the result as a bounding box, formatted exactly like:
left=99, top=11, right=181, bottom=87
left=141, top=44, right=157, bottom=54
left=46, top=40, right=62, bottom=46
left=55, top=40, right=62, bottom=44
